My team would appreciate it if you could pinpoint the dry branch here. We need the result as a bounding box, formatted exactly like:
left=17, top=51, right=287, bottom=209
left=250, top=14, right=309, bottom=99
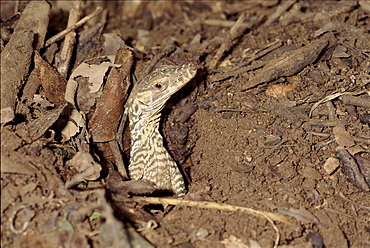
left=135, top=196, right=293, bottom=248
left=44, top=6, right=102, bottom=47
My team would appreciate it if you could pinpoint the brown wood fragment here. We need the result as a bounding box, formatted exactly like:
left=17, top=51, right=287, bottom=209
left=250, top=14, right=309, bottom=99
left=336, top=149, right=370, bottom=192
left=1, top=30, right=34, bottom=124
left=241, top=38, right=329, bottom=91
left=1, top=1, right=50, bottom=124
left=75, top=23, right=104, bottom=66
left=210, top=11, right=247, bottom=69
left=57, top=0, right=81, bottom=78
left=339, top=95, right=370, bottom=108
left=13, top=0, right=50, bottom=51
left=354, top=153, right=370, bottom=186
left=106, top=169, right=156, bottom=196
left=44, top=7, right=103, bottom=47
left=34, top=51, right=67, bottom=106
left=262, top=0, right=295, bottom=28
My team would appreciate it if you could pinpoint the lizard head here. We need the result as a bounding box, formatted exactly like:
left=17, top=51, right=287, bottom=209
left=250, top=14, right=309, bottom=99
left=132, top=63, right=197, bottom=118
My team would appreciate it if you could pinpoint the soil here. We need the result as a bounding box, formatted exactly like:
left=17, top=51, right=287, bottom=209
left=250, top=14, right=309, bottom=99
left=1, top=1, right=370, bottom=248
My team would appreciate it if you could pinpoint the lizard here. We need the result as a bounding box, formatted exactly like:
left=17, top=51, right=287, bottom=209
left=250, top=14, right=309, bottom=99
left=126, top=63, right=197, bottom=197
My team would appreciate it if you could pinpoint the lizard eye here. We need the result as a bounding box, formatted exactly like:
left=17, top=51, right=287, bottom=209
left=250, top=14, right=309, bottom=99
left=154, top=83, right=162, bottom=89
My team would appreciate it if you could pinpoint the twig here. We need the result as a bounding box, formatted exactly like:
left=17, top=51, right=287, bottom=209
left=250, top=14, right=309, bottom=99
left=336, top=149, right=370, bottom=192
left=215, top=108, right=254, bottom=113
left=306, top=131, right=331, bottom=137
left=353, top=137, right=370, bottom=144
left=315, top=138, right=336, bottom=152
left=214, top=108, right=267, bottom=114
left=230, top=39, right=283, bottom=72
left=44, top=6, right=102, bottom=47
left=309, top=90, right=370, bottom=117
left=307, top=120, right=347, bottom=127
left=57, top=0, right=82, bottom=78
left=209, top=40, right=282, bottom=83
left=323, top=207, right=361, bottom=219
left=144, top=38, right=177, bottom=75
left=134, top=196, right=290, bottom=248
left=338, top=192, right=370, bottom=212
left=203, top=19, right=254, bottom=28
left=209, top=60, right=267, bottom=83
left=262, top=0, right=296, bottom=27
left=337, top=41, right=369, bottom=59
left=210, top=11, right=247, bottom=69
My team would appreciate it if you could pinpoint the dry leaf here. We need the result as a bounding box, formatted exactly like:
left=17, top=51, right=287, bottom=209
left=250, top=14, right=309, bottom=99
left=65, top=151, right=102, bottom=188
left=61, top=106, right=85, bottom=142
left=103, top=33, right=126, bottom=55
left=34, top=51, right=67, bottom=106
left=62, top=55, right=120, bottom=141
left=69, top=55, right=119, bottom=93
left=89, top=47, right=133, bottom=142
left=1, top=31, right=34, bottom=124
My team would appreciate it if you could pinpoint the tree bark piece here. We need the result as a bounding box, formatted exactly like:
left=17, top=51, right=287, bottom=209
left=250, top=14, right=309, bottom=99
left=1, top=0, right=50, bottom=124
left=242, top=37, right=329, bottom=91
left=1, top=31, right=34, bottom=124
left=13, top=0, right=50, bottom=51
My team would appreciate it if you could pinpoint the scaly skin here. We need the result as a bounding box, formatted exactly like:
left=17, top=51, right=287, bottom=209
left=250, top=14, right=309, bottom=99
left=127, top=64, right=197, bottom=196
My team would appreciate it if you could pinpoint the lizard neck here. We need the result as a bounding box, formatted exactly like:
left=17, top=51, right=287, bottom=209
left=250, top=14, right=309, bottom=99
left=129, top=112, right=183, bottom=193
left=129, top=109, right=161, bottom=166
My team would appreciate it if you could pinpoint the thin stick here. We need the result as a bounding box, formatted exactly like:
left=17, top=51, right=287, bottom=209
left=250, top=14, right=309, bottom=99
left=209, top=60, right=267, bottom=83
left=57, top=0, right=81, bottom=78
left=45, top=6, right=102, bottom=47
left=309, top=90, right=370, bottom=117
left=210, top=11, right=246, bottom=69
left=263, top=0, right=295, bottom=28
left=230, top=39, right=283, bottom=72
left=135, top=196, right=287, bottom=248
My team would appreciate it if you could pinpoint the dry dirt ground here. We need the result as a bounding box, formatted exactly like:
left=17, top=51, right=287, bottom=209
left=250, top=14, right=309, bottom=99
left=1, top=1, right=370, bottom=248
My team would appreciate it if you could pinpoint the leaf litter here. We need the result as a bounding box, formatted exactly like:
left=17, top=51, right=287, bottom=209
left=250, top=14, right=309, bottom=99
left=1, top=1, right=370, bottom=248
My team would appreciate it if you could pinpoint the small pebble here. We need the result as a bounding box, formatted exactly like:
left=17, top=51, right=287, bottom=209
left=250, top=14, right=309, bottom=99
left=191, top=227, right=209, bottom=242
